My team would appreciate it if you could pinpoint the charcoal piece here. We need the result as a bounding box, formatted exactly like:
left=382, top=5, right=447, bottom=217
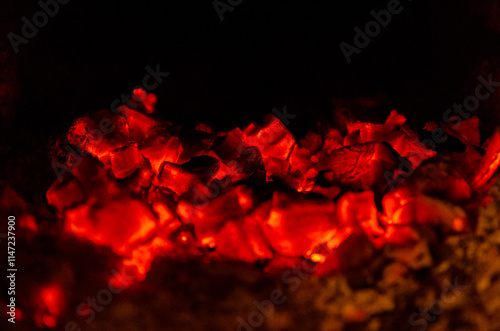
left=317, top=142, right=403, bottom=192
left=46, top=176, right=88, bottom=213
left=260, top=191, right=337, bottom=257
left=109, top=144, right=149, bottom=179
left=140, top=133, right=181, bottom=174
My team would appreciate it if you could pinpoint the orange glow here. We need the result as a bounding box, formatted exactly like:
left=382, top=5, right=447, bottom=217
left=201, top=236, right=216, bottom=248
left=267, top=210, right=282, bottom=228
left=34, top=284, right=65, bottom=328
left=238, top=195, right=250, bottom=208
left=471, top=132, right=500, bottom=190
left=452, top=218, right=466, bottom=232
left=327, top=227, right=353, bottom=250
left=128, top=215, right=157, bottom=244
left=46, top=98, right=498, bottom=283
left=41, top=285, right=64, bottom=317
left=133, top=88, right=147, bottom=101
left=311, top=253, right=326, bottom=263
left=19, top=215, right=38, bottom=232
left=153, top=202, right=174, bottom=226
left=177, top=202, right=192, bottom=220
left=15, top=308, right=23, bottom=321
left=43, top=315, right=57, bottom=328
left=65, top=198, right=158, bottom=255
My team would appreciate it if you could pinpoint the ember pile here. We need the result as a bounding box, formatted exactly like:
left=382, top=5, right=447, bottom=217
left=45, top=88, right=500, bottom=286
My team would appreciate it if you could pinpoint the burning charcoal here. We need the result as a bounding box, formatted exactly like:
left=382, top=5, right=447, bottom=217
left=337, top=191, right=385, bottom=248
left=452, top=144, right=483, bottom=182
left=226, top=146, right=264, bottom=182
left=299, top=131, right=324, bottom=154
left=344, top=113, right=435, bottom=169
left=140, top=133, right=181, bottom=174
left=123, top=107, right=160, bottom=142
left=242, top=215, right=273, bottom=259
left=131, top=88, right=157, bottom=114
left=176, top=186, right=246, bottom=247
left=243, top=114, right=296, bottom=161
left=195, top=123, right=214, bottom=133
left=67, top=110, right=131, bottom=156
left=288, top=145, right=318, bottom=192
left=109, top=144, right=149, bottom=179
left=156, top=162, right=198, bottom=197
left=421, top=121, right=469, bottom=154
left=407, top=156, right=471, bottom=203
left=470, top=131, right=500, bottom=192
left=65, top=197, right=157, bottom=255
left=259, top=191, right=337, bottom=257
left=34, top=284, right=66, bottom=329
left=383, top=109, right=407, bottom=132
left=155, top=156, right=219, bottom=198
left=41, top=85, right=500, bottom=311
left=311, top=185, right=341, bottom=199
left=209, top=142, right=264, bottom=183
left=211, top=128, right=247, bottom=162
left=215, top=218, right=272, bottom=262
left=423, top=120, right=439, bottom=132
left=317, top=142, right=402, bottom=192
left=122, top=237, right=175, bottom=281
left=286, top=167, right=318, bottom=194
left=383, top=225, right=420, bottom=245
left=322, top=128, right=343, bottom=153
left=122, top=168, right=155, bottom=195
left=46, top=176, right=88, bottom=213
left=315, top=233, right=375, bottom=275
left=384, top=131, right=436, bottom=169
left=382, top=188, right=468, bottom=232
left=344, top=122, right=385, bottom=145
left=381, top=189, right=414, bottom=226
left=440, top=116, right=481, bottom=147
left=262, top=156, right=290, bottom=180
left=177, top=129, right=214, bottom=164
left=211, top=129, right=267, bottom=181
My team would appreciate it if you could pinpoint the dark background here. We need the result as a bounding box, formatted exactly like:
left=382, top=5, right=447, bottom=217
left=1, top=0, right=500, bottom=200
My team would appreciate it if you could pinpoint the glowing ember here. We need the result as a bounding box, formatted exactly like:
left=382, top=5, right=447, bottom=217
left=46, top=90, right=500, bottom=287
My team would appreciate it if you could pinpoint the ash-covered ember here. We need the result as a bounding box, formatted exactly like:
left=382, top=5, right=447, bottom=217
left=46, top=90, right=500, bottom=285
